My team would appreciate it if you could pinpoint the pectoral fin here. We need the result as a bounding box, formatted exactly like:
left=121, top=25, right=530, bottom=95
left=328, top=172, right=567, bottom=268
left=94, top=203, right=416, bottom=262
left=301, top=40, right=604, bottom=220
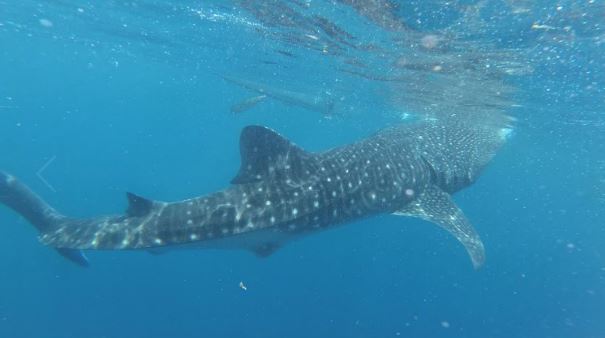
left=55, top=248, right=90, bottom=267
left=394, top=185, right=485, bottom=269
left=251, top=242, right=280, bottom=258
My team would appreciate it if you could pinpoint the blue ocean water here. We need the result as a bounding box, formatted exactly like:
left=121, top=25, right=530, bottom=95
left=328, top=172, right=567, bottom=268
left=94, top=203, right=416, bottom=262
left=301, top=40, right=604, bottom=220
left=1, top=1, right=604, bottom=338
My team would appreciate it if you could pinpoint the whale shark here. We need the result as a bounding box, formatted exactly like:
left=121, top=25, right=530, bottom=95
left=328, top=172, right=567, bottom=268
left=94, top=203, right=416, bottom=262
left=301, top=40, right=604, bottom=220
left=222, top=75, right=336, bottom=116
left=0, top=117, right=512, bottom=268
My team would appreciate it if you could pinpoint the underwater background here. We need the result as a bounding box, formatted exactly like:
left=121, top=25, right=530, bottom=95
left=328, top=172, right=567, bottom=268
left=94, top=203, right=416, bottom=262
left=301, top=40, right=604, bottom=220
left=0, top=1, right=604, bottom=337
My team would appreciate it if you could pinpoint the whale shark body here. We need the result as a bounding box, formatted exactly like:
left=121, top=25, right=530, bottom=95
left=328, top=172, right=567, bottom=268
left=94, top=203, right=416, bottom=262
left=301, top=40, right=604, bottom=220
left=0, top=117, right=512, bottom=268
left=223, top=75, right=336, bottom=116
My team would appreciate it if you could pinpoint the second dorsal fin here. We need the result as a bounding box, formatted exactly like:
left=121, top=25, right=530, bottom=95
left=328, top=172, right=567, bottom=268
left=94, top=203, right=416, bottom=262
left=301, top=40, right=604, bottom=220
left=231, top=125, right=314, bottom=184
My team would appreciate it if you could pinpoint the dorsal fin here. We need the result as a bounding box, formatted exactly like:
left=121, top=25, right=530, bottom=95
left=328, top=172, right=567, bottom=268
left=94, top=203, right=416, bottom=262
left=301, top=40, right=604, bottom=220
left=126, top=192, right=154, bottom=217
left=231, top=125, right=315, bottom=184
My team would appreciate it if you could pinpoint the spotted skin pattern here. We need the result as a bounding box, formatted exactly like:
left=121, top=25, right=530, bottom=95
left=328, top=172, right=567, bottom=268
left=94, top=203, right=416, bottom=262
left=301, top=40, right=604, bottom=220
left=1, top=118, right=512, bottom=267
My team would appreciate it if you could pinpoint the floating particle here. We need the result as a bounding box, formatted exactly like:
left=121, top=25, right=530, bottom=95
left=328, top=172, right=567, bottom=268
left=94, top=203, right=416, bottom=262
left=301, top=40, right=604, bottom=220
left=441, top=321, right=450, bottom=328
left=421, top=34, right=441, bottom=49
left=531, top=23, right=555, bottom=30
left=239, top=281, right=247, bottom=291
left=39, top=18, right=53, bottom=28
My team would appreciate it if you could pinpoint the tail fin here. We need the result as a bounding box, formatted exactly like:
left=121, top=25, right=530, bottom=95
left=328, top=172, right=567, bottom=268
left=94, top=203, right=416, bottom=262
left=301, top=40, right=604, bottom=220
left=0, top=171, right=89, bottom=267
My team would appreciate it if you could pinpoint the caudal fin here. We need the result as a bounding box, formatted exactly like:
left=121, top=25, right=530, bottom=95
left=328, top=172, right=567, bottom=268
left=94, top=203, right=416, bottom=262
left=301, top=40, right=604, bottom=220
left=0, top=171, right=89, bottom=267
